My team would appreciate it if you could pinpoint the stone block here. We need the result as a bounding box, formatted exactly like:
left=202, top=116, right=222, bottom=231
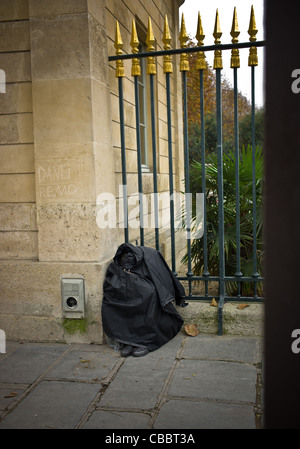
left=0, top=21, right=30, bottom=52
left=32, top=79, right=93, bottom=143
left=28, top=0, right=87, bottom=17
left=88, top=14, right=109, bottom=83
left=0, top=82, right=32, bottom=114
left=0, top=52, right=31, bottom=83
left=0, top=0, right=29, bottom=21
left=0, top=203, right=37, bottom=231
left=36, top=203, right=99, bottom=261
left=0, top=113, right=33, bottom=144
left=90, top=79, right=113, bottom=145
left=0, top=174, right=35, bottom=202
left=35, top=154, right=95, bottom=204
left=0, top=231, right=38, bottom=259
left=30, top=14, right=90, bottom=80
left=0, top=144, right=34, bottom=173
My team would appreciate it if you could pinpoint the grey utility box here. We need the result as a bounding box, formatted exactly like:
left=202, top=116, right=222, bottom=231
left=61, top=279, right=85, bottom=319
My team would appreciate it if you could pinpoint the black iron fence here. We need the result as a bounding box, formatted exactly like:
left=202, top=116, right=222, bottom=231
left=108, top=7, right=266, bottom=334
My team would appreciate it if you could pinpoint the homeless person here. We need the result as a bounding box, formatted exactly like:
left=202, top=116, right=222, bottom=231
left=102, top=243, right=186, bottom=357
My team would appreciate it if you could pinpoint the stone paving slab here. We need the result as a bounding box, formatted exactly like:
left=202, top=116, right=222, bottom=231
left=181, top=335, right=262, bottom=363
left=0, top=380, right=100, bottom=429
left=46, top=349, right=120, bottom=383
left=0, top=344, right=68, bottom=384
left=0, top=333, right=263, bottom=429
left=98, top=350, right=177, bottom=410
left=153, top=399, right=256, bottom=429
left=168, top=359, right=257, bottom=403
left=82, top=410, right=151, bottom=429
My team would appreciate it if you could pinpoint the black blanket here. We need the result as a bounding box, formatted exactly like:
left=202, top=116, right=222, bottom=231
left=102, top=243, right=186, bottom=352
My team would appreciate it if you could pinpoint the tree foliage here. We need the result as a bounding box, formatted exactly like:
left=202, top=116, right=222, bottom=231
left=185, top=39, right=259, bottom=159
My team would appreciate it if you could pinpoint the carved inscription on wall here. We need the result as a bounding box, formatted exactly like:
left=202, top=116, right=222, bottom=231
left=37, top=158, right=91, bottom=202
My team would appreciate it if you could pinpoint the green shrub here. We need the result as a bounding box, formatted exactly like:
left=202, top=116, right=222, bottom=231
left=183, top=145, right=263, bottom=296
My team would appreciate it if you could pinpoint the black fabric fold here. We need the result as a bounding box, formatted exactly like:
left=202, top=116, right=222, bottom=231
left=102, top=243, right=186, bottom=352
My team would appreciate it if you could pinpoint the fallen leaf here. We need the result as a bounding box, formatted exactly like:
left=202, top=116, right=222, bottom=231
left=80, top=359, right=90, bottom=363
left=4, top=392, right=18, bottom=398
left=184, top=323, right=199, bottom=337
left=210, top=298, right=218, bottom=307
left=237, top=304, right=250, bottom=310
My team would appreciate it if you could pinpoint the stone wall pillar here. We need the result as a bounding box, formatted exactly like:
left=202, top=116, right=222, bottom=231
left=0, top=0, right=119, bottom=343
left=29, top=0, right=117, bottom=263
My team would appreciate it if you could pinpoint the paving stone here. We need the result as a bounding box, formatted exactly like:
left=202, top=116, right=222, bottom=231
left=0, top=344, right=68, bottom=384
left=0, top=380, right=100, bottom=429
left=169, top=359, right=257, bottom=403
left=154, top=399, right=256, bottom=429
left=98, top=350, right=175, bottom=410
left=182, top=334, right=261, bottom=363
left=46, top=349, right=120, bottom=382
left=0, top=385, right=27, bottom=418
left=82, top=410, right=150, bottom=429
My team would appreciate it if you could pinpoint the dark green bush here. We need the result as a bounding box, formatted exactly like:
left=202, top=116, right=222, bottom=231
left=183, top=145, right=264, bottom=296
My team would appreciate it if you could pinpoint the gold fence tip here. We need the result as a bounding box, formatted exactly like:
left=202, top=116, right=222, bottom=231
left=231, top=6, right=239, bottom=37
left=248, top=5, right=258, bottom=66
left=130, top=19, right=141, bottom=77
left=179, top=13, right=189, bottom=71
left=213, top=9, right=223, bottom=69
left=213, top=9, right=222, bottom=41
left=146, top=17, right=156, bottom=75
left=163, top=15, right=173, bottom=74
left=248, top=5, right=258, bottom=38
left=114, top=21, right=125, bottom=78
left=179, top=13, right=188, bottom=47
left=196, top=12, right=205, bottom=43
left=130, top=19, right=139, bottom=50
left=196, top=12, right=206, bottom=71
left=114, top=20, right=123, bottom=52
left=230, top=7, right=240, bottom=68
left=163, top=15, right=171, bottom=43
left=146, top=17, right=155, bottom=50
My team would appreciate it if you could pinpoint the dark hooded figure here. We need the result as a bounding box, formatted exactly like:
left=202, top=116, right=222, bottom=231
left=102, top=243, right=186, bottom=357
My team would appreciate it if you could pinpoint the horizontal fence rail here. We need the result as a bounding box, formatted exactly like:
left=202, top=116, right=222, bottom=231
left=108, top=7, right=265, bottom=334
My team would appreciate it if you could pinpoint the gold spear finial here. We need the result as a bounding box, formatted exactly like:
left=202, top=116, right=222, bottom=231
left=213, top=9, right=223, bottom=69
left=179, top=13, right=189, bottom=72
left=248, top=5, right=258, bottom=66
left=114, top=21, right=125, bottom=77
left=230, top=7, right=240, bottom=68
left=130, top=19, right=141, bottom=77
left=146, top=17, right=156, bottom=75
left=195, top=12, right=206, bottom=70
left=163, top=15, right=173, bottom=74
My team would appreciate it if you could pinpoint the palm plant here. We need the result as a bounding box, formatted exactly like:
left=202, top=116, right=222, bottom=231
left=183, top=144, right=264, bottom=296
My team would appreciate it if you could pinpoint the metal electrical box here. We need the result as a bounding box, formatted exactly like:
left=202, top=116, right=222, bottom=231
left=61, top=279, right=85, bottom=319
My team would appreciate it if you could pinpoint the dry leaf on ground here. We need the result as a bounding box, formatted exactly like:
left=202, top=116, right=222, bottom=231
left=184, top=323, right=199, bottom=337
left=237, top=304, right=250, bottom=310
left=210, top=298, right=218, bottom=307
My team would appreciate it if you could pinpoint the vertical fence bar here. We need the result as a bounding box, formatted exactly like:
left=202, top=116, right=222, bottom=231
left=146, top=18, right=159, bottom=251
left=231, top=8, right=242, bottom=296
left=196, top=13, right=209, bottom=295
left=131, top=20, right=144, bottom=246
left=248, top=6, right=259, bottom=297
left=115, top=21, right=128, bottom=243
left=180, top=14, right=193, bottom=296
left=213, top=10, right=225, bottom=335
left=119, top=79, right=129, bottom=242
left=163, top=16, right=176, bottom=273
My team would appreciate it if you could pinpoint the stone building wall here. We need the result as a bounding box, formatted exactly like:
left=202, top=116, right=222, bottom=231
left=0, top=0, right=185, bottom=343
